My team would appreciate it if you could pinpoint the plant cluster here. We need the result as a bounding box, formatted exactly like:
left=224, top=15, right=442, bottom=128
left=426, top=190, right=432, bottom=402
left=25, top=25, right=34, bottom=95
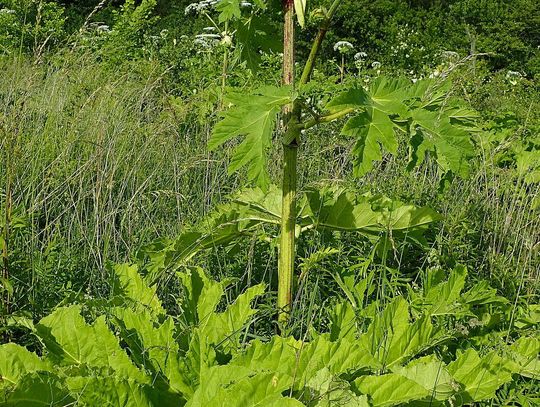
left=0, top=0, right=539, bottom=405
left=1, top=264, right=538, bottom=406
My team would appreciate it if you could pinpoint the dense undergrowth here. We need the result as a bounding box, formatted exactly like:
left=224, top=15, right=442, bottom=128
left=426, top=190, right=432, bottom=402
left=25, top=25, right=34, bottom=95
left=0, top=0, right=539, bottom=405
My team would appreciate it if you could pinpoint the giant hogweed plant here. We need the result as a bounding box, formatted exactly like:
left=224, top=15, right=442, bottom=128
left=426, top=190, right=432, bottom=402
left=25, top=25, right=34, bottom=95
left=0, top=264, right=538, bottom=405
left=197, top=0, right=478, bottom=324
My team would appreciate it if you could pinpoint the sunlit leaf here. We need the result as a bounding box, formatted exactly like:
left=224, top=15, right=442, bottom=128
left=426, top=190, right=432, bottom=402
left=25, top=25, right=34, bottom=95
left=209, top=86, right=291, bottom=189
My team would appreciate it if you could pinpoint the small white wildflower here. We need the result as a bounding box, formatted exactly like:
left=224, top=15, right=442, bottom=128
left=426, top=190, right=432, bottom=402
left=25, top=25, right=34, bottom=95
left=468, top=318, right=483, bottom=328
left=185, top=0, right=218, bottom=15
left=334, top=41, right=355, bottom=54
left=193, top=38, right=211, bottom=48
left=240, top=1, right=253, bottom=7
left=0, top=8, right=16, bottom=14
left=203, top=26, right=216, bottom=32
left=371, top=61, right=381, bottom=69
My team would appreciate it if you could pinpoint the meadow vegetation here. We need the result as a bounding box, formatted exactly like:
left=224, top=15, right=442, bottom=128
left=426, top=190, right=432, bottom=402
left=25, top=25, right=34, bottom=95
left=0, top=0, right=539, bottom=405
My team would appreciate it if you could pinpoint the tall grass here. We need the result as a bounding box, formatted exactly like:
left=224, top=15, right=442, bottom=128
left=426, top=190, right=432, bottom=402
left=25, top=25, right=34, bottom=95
left=1, top=50, right=538, bottom=321
left=0, top=52, right=231, bottom=315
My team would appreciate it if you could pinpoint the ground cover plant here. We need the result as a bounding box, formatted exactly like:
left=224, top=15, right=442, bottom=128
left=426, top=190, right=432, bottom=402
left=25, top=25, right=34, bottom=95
left=0, top=0, right=539, bottom=405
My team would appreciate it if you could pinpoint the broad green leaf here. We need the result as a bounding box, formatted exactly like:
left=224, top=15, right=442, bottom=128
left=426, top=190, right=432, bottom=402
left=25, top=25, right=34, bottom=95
left=236, top=16, right=282, bottom=71
left=177, top=266, right=228, bottom=326
left=301, top=188, right=440, bottom=235
left=112, top=308, right=192, bottom=397
left=460, top=280, right=509, bottom=306
left=201, top=283, right=266, bottom=352
left=230, top=334, right=379, bottom=389
left=294, top=0, right=307, bottom=27
left=507, top=337, right=540, bottom=379
left=66, top=376, right=181, bottom=406
left=342, top=107, right=397, bottom=176
left=216, top=0, right=241, bottom=23
left=305, top=367, right=370, bottom=407
left=188, top=367, right=303, bottom=407
left=515, top=149, right=540, bottom=183
left=209, top=86, right=291, bottom=189
left=6, top=372, right=73, bottom=406
left=36, top=305, right=146, bottom=382
left=368, top=77, right=410, bottom=115
left=359, top=297, right=434, bottom=367
left=0, top=344, right=50, bottom=389
left=410, top=109, right=474, bottom=177
left=354, top=373, right=429, bottom=406
left=414, top=266, right=467, bottom=316
left=112, top=263, right=164, bottom=315
left=177, top=267, right=264, bottom=351
left=326, top=77, right=475, bottom=179
left=447, top=349, right=514, bottom=402
left=329, top=301, right=357, bottom=341
left=326, top=87, right=370, bottom=113
left=391, top=355, right=457, bottom=401
left=326, top=78, right=410, bottom=176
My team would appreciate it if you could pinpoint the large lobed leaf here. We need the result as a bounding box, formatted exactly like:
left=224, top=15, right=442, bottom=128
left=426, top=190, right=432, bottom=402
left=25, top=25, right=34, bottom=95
left=326, top=77, right=476, bottom=178
left=35, top=305, right=147, bottom=382
left=140, top=187, right=440, bottom=284
left=209, top=86, right=291, bottom=190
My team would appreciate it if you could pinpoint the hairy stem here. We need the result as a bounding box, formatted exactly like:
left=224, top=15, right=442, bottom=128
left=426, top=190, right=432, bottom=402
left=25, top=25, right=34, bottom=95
left=278, top=0, right=298, bottom=326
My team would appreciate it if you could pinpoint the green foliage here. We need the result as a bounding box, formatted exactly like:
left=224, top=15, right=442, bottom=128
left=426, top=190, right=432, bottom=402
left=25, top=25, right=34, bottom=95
left=209, top=85, right=291, bottom=189
left=327, top=0, right=539, bottom=77
left=138, top=186, right=441, bottom=283
left=2, top=265, right=537, bottom=405
left=0, top=1, right=539, bottom=405
left=0, top=0, right=65, bottom=54
left=327, top=77, right=476, bottom=178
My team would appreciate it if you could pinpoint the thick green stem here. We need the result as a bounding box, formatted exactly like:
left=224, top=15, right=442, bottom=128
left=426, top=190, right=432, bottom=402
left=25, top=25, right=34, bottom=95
left=278, top=0, right=343, bottom=326
left=278, top=143, right=297, bottom=323
left=278, top=0, right=297, bottom=325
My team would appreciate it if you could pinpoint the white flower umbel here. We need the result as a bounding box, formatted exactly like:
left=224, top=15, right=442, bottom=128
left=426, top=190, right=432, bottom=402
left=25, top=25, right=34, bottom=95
left=371, top=61, right=381, bottom=69
left=97, top=24, right=110, bottom=33
left=354, top=51, right=367, bottom=61
left=506, top=70, right=523, bottom=86
left=335, top=41, right=354, bottom=83
left=334, top=41, right=355, bottom=54
left=184, top=0, right=219, bottom=15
